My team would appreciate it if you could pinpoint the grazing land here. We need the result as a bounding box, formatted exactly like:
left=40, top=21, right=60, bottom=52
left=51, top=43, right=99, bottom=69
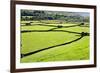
left=20, top=10, right=90, bottom=63
left=20, top=20, right=90, bottom=63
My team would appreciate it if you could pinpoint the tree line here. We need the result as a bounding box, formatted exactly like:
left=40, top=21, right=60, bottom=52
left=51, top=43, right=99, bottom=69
left=21, top=10, right=89, bottom=23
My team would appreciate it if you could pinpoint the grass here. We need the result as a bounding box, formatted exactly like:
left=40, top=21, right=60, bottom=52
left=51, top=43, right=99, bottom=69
left=20, top=21, right=90, bottom=63
left=21, top=32, right=79, bottom=54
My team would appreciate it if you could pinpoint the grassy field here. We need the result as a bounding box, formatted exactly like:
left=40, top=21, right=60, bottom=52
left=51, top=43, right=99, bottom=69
left=20, top=20, right=90, bottom=63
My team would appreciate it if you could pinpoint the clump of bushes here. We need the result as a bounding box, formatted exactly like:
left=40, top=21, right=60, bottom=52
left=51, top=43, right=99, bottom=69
left=80, top=22, right=84, bottom=25
left=25, top=22, right=32, bottom=26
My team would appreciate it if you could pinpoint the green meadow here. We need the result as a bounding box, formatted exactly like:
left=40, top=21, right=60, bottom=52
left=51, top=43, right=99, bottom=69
left=20, top=20, right=90, bottom=63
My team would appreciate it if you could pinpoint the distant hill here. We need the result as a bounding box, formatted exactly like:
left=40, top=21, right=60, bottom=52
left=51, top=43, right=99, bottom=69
left=21, top=10, right=89, bottom=23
